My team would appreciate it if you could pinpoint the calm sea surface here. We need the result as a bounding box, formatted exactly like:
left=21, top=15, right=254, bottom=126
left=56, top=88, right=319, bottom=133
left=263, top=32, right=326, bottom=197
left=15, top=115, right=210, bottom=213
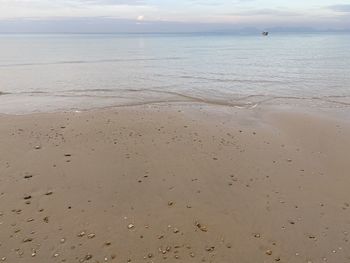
left=0, top=33, right=349, bottom=114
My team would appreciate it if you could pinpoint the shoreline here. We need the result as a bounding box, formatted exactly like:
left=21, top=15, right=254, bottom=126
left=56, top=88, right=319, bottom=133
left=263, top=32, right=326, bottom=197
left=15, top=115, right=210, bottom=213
left=0, top=90, right=350, bottom=116
left=1, top=101, right=350, bottom=126
left=1, top=103, right=350, bottom=262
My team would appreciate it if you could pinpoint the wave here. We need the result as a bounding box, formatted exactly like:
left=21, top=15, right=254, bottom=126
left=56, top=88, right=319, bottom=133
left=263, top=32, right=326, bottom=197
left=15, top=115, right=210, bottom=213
left=2, top=91, right=48, bottom=96
left=70, top=93, right=350, bottom=110
left=248, top=95, right=350, bottom=106
left=155, top=73, right=287, bottom=84
left=64, top=88, right=117, bottom=93
left=21, top=91, right=48, bottom=94
left=5, top=88, right=257, bottom=108
left=0, top=57, right=184, bottom=68
left=3, top=87, right=350, bottom=108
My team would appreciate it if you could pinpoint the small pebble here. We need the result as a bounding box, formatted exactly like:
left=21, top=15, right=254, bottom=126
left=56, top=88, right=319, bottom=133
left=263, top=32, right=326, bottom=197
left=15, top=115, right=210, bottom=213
left=195, top=221, right=208, bottom=232
left=205, top=246, right=215, bottom=252
left=87, top=233, right=96, bottom=239
left=23, top=195, right=32, bottom=200
left=84, top=254, right=93, bottom=261
left=23, top=237, right=33, bottom=243
left=77, top=231, right=86, bottom=237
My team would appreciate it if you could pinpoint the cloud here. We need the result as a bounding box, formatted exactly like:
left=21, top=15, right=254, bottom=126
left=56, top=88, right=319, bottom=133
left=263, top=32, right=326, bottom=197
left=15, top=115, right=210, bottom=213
left=1, top=14, right=349, bottom=34
left=0, top=0, right=348, bottom=31
left=0, top=0, right=148, bottom=10
left=74, top=0, right=146, bottom=6
left=188, top=0, right=254, bottom=5
left=328, top=4, right=350, bottom=12
left=227, top=9, right=300, bottom=17
left=0, top=0, right=155, bottom=20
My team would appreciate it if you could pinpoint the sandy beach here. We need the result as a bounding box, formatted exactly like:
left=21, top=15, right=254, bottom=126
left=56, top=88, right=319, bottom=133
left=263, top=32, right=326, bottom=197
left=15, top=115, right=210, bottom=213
left=0, top=103, right=350, bottom=262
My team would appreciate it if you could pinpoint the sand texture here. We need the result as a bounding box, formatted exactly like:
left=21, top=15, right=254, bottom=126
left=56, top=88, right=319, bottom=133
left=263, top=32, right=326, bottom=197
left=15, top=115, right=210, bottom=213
left=0, top=104, right=350, bottom=262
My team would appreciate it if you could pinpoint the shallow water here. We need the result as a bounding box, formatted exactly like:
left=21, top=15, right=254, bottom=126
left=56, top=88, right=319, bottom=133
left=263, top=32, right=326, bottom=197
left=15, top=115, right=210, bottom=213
left=0, top=33, right=349, bottom=114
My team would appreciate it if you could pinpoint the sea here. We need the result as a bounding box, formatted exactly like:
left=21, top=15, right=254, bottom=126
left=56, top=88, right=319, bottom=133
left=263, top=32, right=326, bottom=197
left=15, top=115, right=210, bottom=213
left=0, top=33, right=349, bottom=114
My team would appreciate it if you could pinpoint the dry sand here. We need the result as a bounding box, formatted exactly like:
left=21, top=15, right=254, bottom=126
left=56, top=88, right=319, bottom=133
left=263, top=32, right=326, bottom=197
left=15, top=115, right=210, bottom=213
left=0, top=103, right=349, bottom=262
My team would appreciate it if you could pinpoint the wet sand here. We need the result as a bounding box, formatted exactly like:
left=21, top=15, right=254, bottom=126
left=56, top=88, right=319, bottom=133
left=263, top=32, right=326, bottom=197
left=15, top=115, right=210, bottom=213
left=0, top=104, right=349, bottom=262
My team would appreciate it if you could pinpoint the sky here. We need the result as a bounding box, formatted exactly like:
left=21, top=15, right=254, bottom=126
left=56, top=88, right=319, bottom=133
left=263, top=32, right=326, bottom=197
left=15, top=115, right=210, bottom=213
left=0, top=0, right=349, bottom=32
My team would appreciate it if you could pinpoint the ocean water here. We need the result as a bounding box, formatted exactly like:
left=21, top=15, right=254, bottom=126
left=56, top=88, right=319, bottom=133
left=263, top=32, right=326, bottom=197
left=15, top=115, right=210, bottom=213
left=0, top=33, right=349, bottom=114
